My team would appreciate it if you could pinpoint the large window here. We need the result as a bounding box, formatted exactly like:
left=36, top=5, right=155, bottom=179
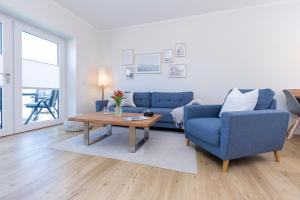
left=21, top=32, right=60, bottom=125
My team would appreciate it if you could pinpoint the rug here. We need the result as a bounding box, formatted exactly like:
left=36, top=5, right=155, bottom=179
left=51, top=126, right=197, bottom=174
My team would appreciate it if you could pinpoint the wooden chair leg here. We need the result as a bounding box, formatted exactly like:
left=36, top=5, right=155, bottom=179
left=185, top=139, right=190, bottom=146
left=274, top=151, right=280, bottom=162
left=223, top=160, right=229, bottom=172
left=288, top=117, right=300, bottom=139
left=287, top=119, right=297, bottom=132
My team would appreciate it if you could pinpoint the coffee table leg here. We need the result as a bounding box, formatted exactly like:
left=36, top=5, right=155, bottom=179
left=107, top=124, right=112, bottom=135
left=128, top=127, right=150, bottom=153
left=83, top=123, right=112, bottom=146
left=128, top=127, right=136, bottom=153
left=144, top=128, right=149, bottom=140
left=83, top=122, right=90, bottom=145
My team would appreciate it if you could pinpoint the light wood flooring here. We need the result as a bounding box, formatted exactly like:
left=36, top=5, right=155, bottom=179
left=0, top=125, right=300, bottom=200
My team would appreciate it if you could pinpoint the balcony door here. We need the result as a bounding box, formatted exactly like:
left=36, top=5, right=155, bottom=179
left=0, top=14, right=13, bottom=137
left=14, top=22, right=65, bottom=133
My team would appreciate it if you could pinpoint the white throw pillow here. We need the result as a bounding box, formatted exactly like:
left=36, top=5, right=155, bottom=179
left=219, top=88, right=258, bottom=117
left=107, top=92, right=116, bottom=107
left=121, top=92, right=136, bottom=107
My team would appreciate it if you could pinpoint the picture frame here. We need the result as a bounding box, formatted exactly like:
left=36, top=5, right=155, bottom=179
left=175, top=43, right=186, bottom=57
left=163, top=49, right=174, bottom=63
left=135, top=53, right=161, bottom=74
left=169, top=64, right=186, bottom=78
left=125, top=67, right=134, bottom=80
left=123, top=49, right=134, bottom=65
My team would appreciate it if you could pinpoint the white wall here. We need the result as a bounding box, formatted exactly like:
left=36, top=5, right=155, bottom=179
left=99, top=2, right=300, bottom=111
left=0, top=0, right=102, bottom=115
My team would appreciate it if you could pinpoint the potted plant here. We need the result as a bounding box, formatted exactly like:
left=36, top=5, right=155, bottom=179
left=112, top=90, right=124, bottom=116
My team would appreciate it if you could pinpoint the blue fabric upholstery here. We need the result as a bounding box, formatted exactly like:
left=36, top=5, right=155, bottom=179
left=186, top=118, right=221, bottom=146
left=121, top=106, right=149, bottom=113
left=133, top=92, right=151, bottom=107
left=220, top=110, right=289, bottom=160
left=184, top=105, right=221, bottom=124
left=184, top=89, right=290, bottom=162
left=96, top=91, right=193, bottom=129
left=153, top=121, right=178, bottom=129
left=151, top=92, right=193, bottom=108
left=150, top=108, right=173, bottom=123
left=96, top=100, right=108, bottom=112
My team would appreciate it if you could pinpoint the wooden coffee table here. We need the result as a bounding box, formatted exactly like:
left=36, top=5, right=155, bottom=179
left=68, top=112, right=161, bottom=153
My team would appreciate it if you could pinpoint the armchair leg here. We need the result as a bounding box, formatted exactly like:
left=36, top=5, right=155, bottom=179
left=223, top=160, right=229, bottom=172
left=274, top=151, right=280, bottom=162
left=185, top=139, right=190, bottom=146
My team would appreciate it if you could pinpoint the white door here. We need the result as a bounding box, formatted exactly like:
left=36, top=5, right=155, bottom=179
left=0, top=14, right=13, bottom=137
left=14, top=22, right=65, bottom=133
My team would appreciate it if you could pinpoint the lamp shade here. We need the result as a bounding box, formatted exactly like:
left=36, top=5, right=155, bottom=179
left=98, top=68, right=108, bottom=86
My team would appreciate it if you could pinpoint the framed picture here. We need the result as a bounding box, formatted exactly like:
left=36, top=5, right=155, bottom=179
left=126, top=67, right=134, bottom=80
left=163, top=49, right=174, bottom=63
left=175, top=43, right=186, bottom=57
left=123, top=49, right=134, bottom=65
left=135, top=53, right=161, bottom=74
left=169, top=64, right=186, bottom=78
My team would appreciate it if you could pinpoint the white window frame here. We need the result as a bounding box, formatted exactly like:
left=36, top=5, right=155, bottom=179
left=13, top=21, right=66, bottom=133
left=0, top=13, right=13, bottom=137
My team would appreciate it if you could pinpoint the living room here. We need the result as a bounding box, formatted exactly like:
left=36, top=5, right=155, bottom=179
left=0, top=0, right=299, bottom=199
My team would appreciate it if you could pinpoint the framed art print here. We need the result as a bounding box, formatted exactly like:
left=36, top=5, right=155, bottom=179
left=175, top=43, right=186, bottom=57
left=169, top=64, right=186, bottom=78
left=126, top=67, right=134, bottom=79
left=135, top=53, right=161, bottom=74
left=123, top=49, right=134, bottom=65
left=163, top=49, right=174, bottom=63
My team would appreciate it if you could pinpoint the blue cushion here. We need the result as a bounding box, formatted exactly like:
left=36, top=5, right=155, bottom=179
left=133, top=93, right=151, bottom=107
left=185, top=118, right=221, bottom=146
left=239, top=89, right=275, bottom=110
left=121, top=106, right=148, bottom=113
left=151, top=92, right=193, bottom=108
left=150, top=108, right=173, bottom=123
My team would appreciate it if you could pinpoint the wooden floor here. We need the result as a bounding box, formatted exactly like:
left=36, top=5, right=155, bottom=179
left=0, top=125, right=300, bottom=200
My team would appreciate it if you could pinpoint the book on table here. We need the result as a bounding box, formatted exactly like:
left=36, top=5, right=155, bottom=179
left=123, top=116, right=149, bottom=121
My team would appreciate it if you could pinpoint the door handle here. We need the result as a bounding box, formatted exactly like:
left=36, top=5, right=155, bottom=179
left=5, top=72, right=11, bottom=84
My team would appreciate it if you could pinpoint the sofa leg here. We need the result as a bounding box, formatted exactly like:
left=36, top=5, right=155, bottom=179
left=186, top=139, right=190, bottom=146
left=274, top=151, right=280, bottom=162
left=223, top=160, right=229, bottom=172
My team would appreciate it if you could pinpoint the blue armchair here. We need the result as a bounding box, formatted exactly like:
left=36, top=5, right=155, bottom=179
left=184, top=89, right=289, bottom=172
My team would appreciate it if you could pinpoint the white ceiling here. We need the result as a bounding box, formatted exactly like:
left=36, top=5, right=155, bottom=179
left=54, top=0, right=286, bottom=31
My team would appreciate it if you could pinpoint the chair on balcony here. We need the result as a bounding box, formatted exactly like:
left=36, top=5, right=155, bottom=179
left=184, top=89, right=289, bottom=172
left=24, top=90, right=59, bottom=124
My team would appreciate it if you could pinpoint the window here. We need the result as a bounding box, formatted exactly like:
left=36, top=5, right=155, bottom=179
left=22, top=32, right=58, bottom=65
left=21, top=32, right=60, bottom=124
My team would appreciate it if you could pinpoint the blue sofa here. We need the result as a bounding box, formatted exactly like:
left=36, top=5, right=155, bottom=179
left=96, top=92, right=193, bottom=129
left=184, top=89, right=289, bottom=172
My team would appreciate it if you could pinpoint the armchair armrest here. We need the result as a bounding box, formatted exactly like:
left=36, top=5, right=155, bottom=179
left=220, top=110, right=289, bottom=160
left=96, top=100, right=108, bottom=112
left=184, top=105, right=222, bottom=125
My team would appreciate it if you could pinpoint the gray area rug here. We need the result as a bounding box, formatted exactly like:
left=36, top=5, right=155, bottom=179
left=51, top=127, right=197, bottom=174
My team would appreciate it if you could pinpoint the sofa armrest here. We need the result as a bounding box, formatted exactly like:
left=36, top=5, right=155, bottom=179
left=220, top=110, right=289, bottom=160
left=184, top=105, right=221, bottom=123
left=96, top=100, right=108, bottom=112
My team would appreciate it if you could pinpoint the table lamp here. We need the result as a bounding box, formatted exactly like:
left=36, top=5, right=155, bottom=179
left=98, top=68, right=108, bottom=100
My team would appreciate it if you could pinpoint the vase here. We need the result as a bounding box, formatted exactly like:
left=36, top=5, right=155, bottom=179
left=114, top=106, right=122, bottom=116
